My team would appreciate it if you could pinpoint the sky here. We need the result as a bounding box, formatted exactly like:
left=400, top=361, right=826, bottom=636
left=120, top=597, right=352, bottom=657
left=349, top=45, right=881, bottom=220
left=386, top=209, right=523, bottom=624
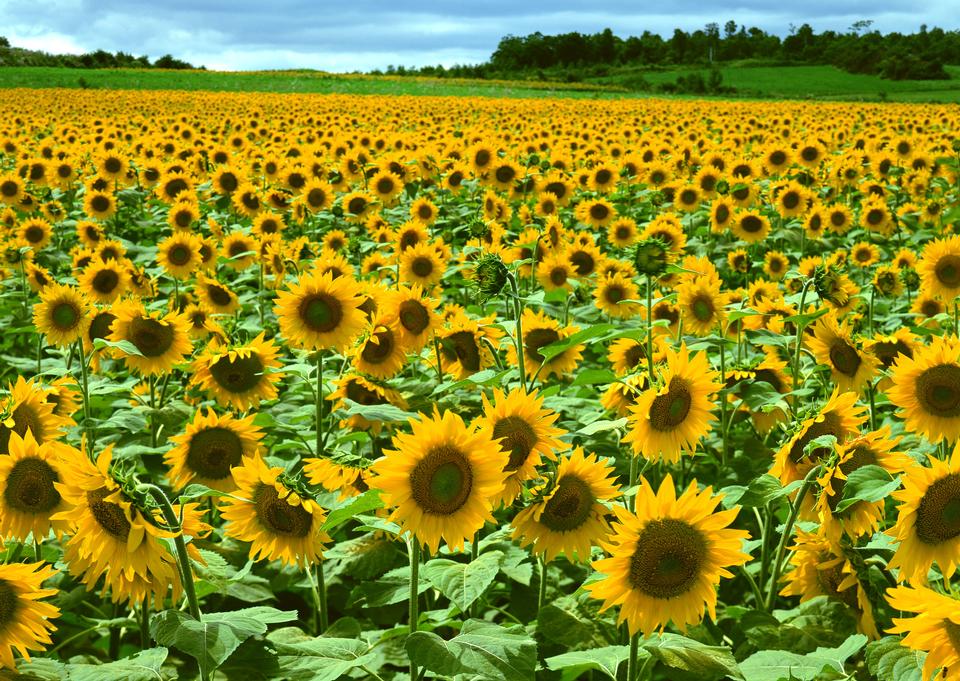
left=0, top=0, right=956, bottom=72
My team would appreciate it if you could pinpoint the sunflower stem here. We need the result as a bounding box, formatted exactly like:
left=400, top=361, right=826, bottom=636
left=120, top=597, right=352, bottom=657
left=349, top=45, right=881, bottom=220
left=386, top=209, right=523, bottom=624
left=408, top=538, right=421, bottom=681
left=310, top=561, right=328, bottom=633
left=645, top=276, right=655, bottom=385
left=764, top=464, right=821, bottom=611
left=506, top=271, right=527, bottom=392
left=867, top=381, right=877, bottom=431
left=73, top=340, right=94, bottom=457
left=33, top=539, right=41, bottom=562
left=149, top=377, right=158, bottom=449
left=315, top=353, right=325, bottom=457
left=139, top=484, right=201, bottom=620
left=537, top=555, right=548, bottom=612
left=140, top=600, right=150, bottom=649
left=718, top=328, right=728, bottom=468
left=868, top=285, right=876, bottom=335
left=791, top=280, right=813, bottom=398
left=36, top=334, right=42, bottom=376
left=626, top=632, right=640, bottom=681
left=432, top=335, right=444, bottom=384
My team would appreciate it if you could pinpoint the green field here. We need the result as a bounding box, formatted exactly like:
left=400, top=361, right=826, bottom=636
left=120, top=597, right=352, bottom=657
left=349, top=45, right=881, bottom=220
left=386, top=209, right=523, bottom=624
left=1, top=64, right=960, bottom=102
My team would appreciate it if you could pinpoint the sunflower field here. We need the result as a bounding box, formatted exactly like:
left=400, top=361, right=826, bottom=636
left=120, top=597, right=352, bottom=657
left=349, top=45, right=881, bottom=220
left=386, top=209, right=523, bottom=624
left=1, top=87, right=960, bottom=681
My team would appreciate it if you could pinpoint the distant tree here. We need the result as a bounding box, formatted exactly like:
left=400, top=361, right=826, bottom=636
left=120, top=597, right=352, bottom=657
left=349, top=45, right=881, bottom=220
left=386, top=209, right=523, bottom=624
left=0, top=36, right=9, bottom=48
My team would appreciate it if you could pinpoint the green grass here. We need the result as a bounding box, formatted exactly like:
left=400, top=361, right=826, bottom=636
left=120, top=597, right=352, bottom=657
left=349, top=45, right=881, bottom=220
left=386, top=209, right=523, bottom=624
left=0, top=66, right=626, bottom=99
left=2, top=64, right=960, bottom=102
left=593, top=63, right=960, bottom=102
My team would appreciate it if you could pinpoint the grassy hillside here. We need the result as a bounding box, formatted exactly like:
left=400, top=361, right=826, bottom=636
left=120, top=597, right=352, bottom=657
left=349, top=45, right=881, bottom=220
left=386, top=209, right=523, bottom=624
left=1, top=63, right=959, bottom=101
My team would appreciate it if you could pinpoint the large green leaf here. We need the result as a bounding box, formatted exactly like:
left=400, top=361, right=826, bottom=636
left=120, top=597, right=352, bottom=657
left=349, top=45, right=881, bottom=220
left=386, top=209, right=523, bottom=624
left=545, top=645, right=634, bottom=680
left=405, top=619, right=537, bottom=681
left=833, top=465, right=902, bottom=514
left=13, top=647, right=168, bottom=681
left=421, top=550, right=503, bottom=613
left=268, top=628, right=379, bottom=681
left=352, top=565, right=430, bottom=607
left=321, top=489, right=384, bottom=531
left=640, top=633, right=743, bottom=680
left=740, top=633, right=867, bottom=681
left=866, top=637, right=925, bottom=681
left=151, top=606, right=297, bottom=678
left=721, top=475, right=802, bottom=509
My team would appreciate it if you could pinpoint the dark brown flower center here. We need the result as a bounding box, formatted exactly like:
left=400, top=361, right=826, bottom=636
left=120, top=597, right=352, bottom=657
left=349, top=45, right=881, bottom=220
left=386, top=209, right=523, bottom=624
left=492, top=416, right=538, bottom=471
left=411, top=257, right=433, bottom=278
left=917, top=365, right=960, bottom=418
left=916, top=473, right=960, bottom=544
left=829, top=340, right=862, bottom=377
left=127, top=316, right=175, bottom=358
left=525, top=328, right=561, bottom=364
left=539, top=476, right=593, bottom=532
left=298, top=293, right=343, bottom=333
left=360, top=329, right=395, bottom=365
left=51, top=300, right=81, bottom=330
left=4, top=457, right=60, bottom=513
left=935, top=255, right=960, bottom=288
left=440, top=331, right=481, bottom=372
left=789, top=411, right=843, bottom=464
left=92, top=268, right=120, bottom=294
left=87, top=487, right=131, bottom=540
left=254, top=484, right=312, bottom=537
left=187, top=427, right=244, bottom=480
left=628, top=518, right=707, bottom=598
left=649, top=377, right=692, bottom=431
left=399, top=300, right=429, bottom=335
left=410, top=445, right=473, bottom=515
left=209, top=352, right=265, bottom=394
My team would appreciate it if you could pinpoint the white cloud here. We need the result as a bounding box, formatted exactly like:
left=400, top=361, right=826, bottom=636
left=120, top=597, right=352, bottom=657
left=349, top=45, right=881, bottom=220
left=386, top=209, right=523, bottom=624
left=5, top=30, right=85, bottom=55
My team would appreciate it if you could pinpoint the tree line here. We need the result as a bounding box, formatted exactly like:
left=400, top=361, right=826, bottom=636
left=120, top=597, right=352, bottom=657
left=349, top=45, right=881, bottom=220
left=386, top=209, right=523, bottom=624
left=378, top=22, right=957, bottom=82
left=0, top=37, right=200, bottom=70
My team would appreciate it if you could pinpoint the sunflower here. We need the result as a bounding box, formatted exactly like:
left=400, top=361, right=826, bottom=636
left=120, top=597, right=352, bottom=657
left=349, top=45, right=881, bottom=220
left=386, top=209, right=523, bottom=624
left=353, top=315, right=408, bottom=379
left=303, top=456, right=372, bottom=501
left=594, top=273, right=641, bottom=319
left=220, top=231, right=257, bottom=270
left=779, top=529, right=878, bottom=639
left=888, top=444, right=960, bottom=584
left=79, top=258, right=129, bottom=304
left=157, top=231, right=202, bottom=280
left=731, top=210, right=770, bottom=243
left=763, top=251, right=789, bottom=280
left=211, top=166, right=243, bottom=195
left=641, top=215, right=686, bottom=256
left=370, top=408, right=508, bottom=553
left=536, top=250, right=575, bottom=292
left=474, top=387, right=566, bottom=506
left=166, top=409, right=263, bottom=492
left=83, top=190, right=116, bottom=220
left=399, top=241, right=445, bottom=288
left=860, top=197, right=893, bottom=235
left=709, top=196, right=736, bottom=233
left=220, top=456, right=330, bottom=567
left=166, top=199, right=199, bottom=231
left=342, top=191, right=376, bottom=221
left=32, top=283, right=91, bottom=348
left=850, top=242, right=880, bottom=268
left=16, top=218, right=52, bottom=252
left=389, top=285, right=441, bottom=351
left=42, top=377, right=80, bottom=420
left=0, top=377, right=71, bottom=454
left=512, top=447, right=619, bottom=562
left=919, top=235, right=960, bottom=301
left=888, top=336, right=960, bottom=443
left=575, top=198, right=617, bottom=228
left=0, top=561, right=59, bottom=670
left=808, top=314, right=878, bottom=394
left=53, top=445, right=188, bottom=606
left=196, top=274, right=240, bottom=316
left=865, top=327, right=918, bottom=379
left=108, top=300, right=192, bottom=376
left=744, top=353, right=793, bottom=434
left=0, top=430, right=72, bottom=541
left=192, top=334, right=283, bottom=411
left=275, top=269, right=366, bottom=351
left=607, top=336, right=666, bottom=376
left=329, top=373, right=408, bottom=435
left=436, top=318, right=498, bottom=380
left=508, top=309, right=583, bottom=382
left=677, top=277, right=728, bottom=336
left=624, top=344, right=721, bottom=463
left=607, top=217, right=639, bottom=248
left=0, top=173, right=24, bottom=205
left=816, top=427, right=914, bottom=541
left=586, top=474, right=749, bottom=636
left=887, top=584, right=960, bottom=681
left=771, top=388, right=867, bottom=485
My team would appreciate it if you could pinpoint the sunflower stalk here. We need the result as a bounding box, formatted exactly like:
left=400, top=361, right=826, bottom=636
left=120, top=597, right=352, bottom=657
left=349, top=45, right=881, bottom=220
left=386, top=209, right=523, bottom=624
left=138, top=483, right=201, bottom=620
left=315, top=352, right=325, bottom=457
left=505, top=271, right=528, bottom=392
left=408, top=537, right=421, bottom=681
left=73, top=339, right=94, bottom=457
left=537, top=555, right=548, bottom=612
left=626, top=632, right=640, bottom=681
left=645, top=276, right=655, bottom=385
left=764, top=464, right=822, bottom=611
left=790, top=279, right=814, bottom=396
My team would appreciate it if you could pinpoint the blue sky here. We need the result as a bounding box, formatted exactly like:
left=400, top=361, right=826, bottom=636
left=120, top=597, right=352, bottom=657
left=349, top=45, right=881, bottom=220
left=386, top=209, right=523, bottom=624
left=0, top=1, right=955, bottom=71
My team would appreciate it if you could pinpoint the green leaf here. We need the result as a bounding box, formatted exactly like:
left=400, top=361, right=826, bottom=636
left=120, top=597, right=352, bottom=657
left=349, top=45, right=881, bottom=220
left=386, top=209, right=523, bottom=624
left=738, top=381, right=787, bottom=413
left=640, top=633, right=743, bottom=680
left=353, top=565, right=429, bottom=607
left=866, top=636, right=925, bottom=681
left=740, top=633, right=867, bottom=681
left=577, top=417, right=627, bottom=436
left=536, top=323, right=617, bottom=363
left=721, top=475, right=802, bottom=509
left=421, top=550, right=503, bottom=613
left=537, top=594, right=607, bottom=648
left=341, top=399, right=416, bottom=423
left=151, top=607, right=297, bottom=678
left=268, top=628, right=378, bottom=681
left=405, top=619, right=537, bottom=681
left=833, top=465, right=902, bottom=514
left=545, top=645, right=633, bottom=680
left=93, top=337, right=145, bottom=357
left=14, top=647, right=169, bottom=680
left=321, top=489, right=384, bottom=531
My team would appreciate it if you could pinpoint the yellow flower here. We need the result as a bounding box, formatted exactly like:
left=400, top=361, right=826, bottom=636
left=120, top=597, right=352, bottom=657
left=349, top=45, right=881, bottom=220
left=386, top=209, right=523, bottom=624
left=0, top=561, right=59, bottom=670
